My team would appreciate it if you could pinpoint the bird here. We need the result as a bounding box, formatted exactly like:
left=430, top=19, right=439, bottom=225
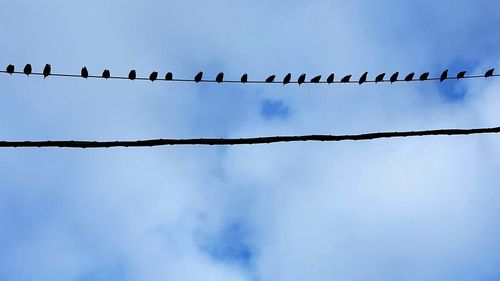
left=165, top=72, right=173, bottom=80
left=389, top=72, right=399, bottom=83
left=23, top=64, right=32, bottom=76
left=265, top=75, right=276, bottom=83
left=6, top=64, right=14, bottom=74
left=341, top=75, right=351, bottom=83
left=298, top=73, right=306, bottom=85
left=43, top=64, right=51, bottom=78
left=440, top=69, right=448, bottom=82
left=310, top=75, right=321, bottom=83
left=149, top=71, right=158, bottom=81
left=375, top=73, right=385, bottom=83
left=283, top=73, right=291, bottom=85
left=326, top=73, right=334, bottom=84
left=128, top=70, right=137, bottom=80
left=102, top=69, right=110, bottom=79
left=404, top=72, right=415, bottom=81
left=240, top=73, right=248, bottom=83
left=485, top=68, right=495, bottom=78
left=216, top=72, right=224, bottom=83
left=359, top=72, right=368, bottom=85
left=194, top=71, right=203, bottom=82
left=456, top=71, right=466, bottom=79
left=419, top=72, right=429, bottom=81
left=81, top=67, right=89, bottom=79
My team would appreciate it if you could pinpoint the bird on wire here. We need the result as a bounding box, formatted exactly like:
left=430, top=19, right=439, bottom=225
left=216, top=72, right=224, bottom=83
left=128, top=70, right=137, bottom=80
left=404, top=72, right=415, bottom=81
left=440, top=69, right=448, bottom=82
left=81, top=67, right=89, bottom=79
left=298, top=73, right=306, bottom=85
left=102, top=69, right=110, bottom=79
left=359, top=72, right=368, bottom=85
left=43, top=64, right=51, bottom=78
left=375, top=73, right=385, bottom=83
left=240, top=73, right=248, bottom=83
left=457, top=71, right=466, bottom=79
left=265, top=75, right=276, bottom=83
left=310, top=75, right=321, bottom=83
left=149, top=71, right=158, bottom=82
left=23, top=64, right=32, bottom=76
left=390, top=72, right=399, bottom=83
left=326, top=73, right=334, bottom=84
left=485, top=68, right=495, bottom=78
left=6, top=64, right=14, bottom=74
left=341, top=75, right=352, bottom=83
left=165, top=72, right=173, bottom=80
left=420, top=72, right=429, bottom=81
left=283, top=73, right=292, bottom=85
left=194, top=71, right=203, bottom=82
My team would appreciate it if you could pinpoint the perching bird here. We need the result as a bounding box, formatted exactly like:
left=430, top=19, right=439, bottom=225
left=165, top=72, right=173, bottom=80
left=404, top=72, right=415, bottom=81
left=265, top=75, right=276, bottom=83
left=149, top=71, right=158, bottom=81
left=326, top=73, right=334, bottom=84
left=457, top=71, right=467, bottom=79
left=81, top=67, right=89, bottom=79
left=6, top=64, right=14, bottom=74
left=43, top=64, right=51, bottom=78
left=359, top=72, right=368, bottom=85
left=341, top=75, right=351, bottom=83
left=375, top=73, right=385, bottom=83
left=390, top=72, right=399, bottom=83
left=298, top=73, right=306, bottom=85
left=440, top=69, right=448, bottom=82
left=485, top=68, right=495, bottom=78
left=24, top=64, right=32, bottom=76
left=102, top=69, right=110, bottom=79
left=128, top=70, right=137, bottom=80
left=310, top=75, right=321, bottom=83
left=419, top=72, right=429, bottom=81
left=216, top=72, right=224, bottom=83
left=283, top=73, right=291, bottom=85
left=194, top=71, right=203, bottom=82
left=240, top=73, right=248, bottom=83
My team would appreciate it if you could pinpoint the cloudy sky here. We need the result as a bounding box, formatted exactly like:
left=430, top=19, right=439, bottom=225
left=1, top=1, right=500, bottom=280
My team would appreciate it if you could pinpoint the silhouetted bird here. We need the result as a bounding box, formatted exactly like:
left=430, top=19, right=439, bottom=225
left=149, top=71, right=158, bottom=81
left=194, top=71, right=203, bottom=82
left=216, top=72, right=224, bottom=83
left=440, top=69, right=448, bottom=82
left=283, top=73, right=291, bottom=85
left=404, top=72, right=415, bottom=81
left=310, top=75, right=321, bottom=83
left=23, top=64, right=32, bottom=76
left=298, top=74, right=306, bottom=85
left=326, top=73, right=334, bottom=84
left=165, top=72, right=173, bottom=80
left=265, top=75, right=276, bottom=83
left=359, top=72, right=368, bottom=84
left=390, top=72, right=399, bottom=83
left=341, top=75, right=352, bottom=83
left=128, top=70, right=137, bottom=80
left=485, top=68, right=495, bottom=78
left=457, top=71, right=466, bottom=79
left=81, top=67, right=89, bottom=79
left=6, top=64, right=14, bottom=74
left=240, top=73, right=248, bottom=83
left=419, top=72, right=429, bottom=81
left=102, top=69, right=110, bottom=79
left=43, top=64, right=51, bottom=78
left=375, top=73, right=385, bottom=83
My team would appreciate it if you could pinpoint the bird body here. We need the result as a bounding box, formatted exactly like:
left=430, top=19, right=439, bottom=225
left=6, top=64, right=14, bottom=74
left=24, top=64, right=32, bottom=76
left=81, top=67, right=89, bottom=78
left=440, top=69, right=448, bottom=82
left=283, top=73, right=291, bottom=85
left=485, top=68, right=495, bottom=78
left=419, top=72, right=429, bottom=81
left=375, top=73, right=385, bottom=83
left=216, top=72, right=224, bottom=83
left=102, top=69, right=110, bottom=79
left=240, top=73, right=248, bottom=83
left=326, top=73, right=334, bottom=84
left=310, top=75, right=321, bottom=83
left=341, top=75, right=351, bottom=83
left=359, top=72, right=368, bottom=84
left=43, top=64, right=51, bottom=78
left=298, top=73, right=306, bottom=85
left=194, top=71, right=203, bottom=82
left=128, top=70, right=137, bottom=80
left=165, top=72, right=173, bottom=80
left=457, top=71, right=466, bottom=79
left=265, top=75, right=276, bottom=83
left=404, top=73, right=415, bottom=81
left=149, top=71, right=158, bottom=81
left=390, top=72, right=399, bottom=83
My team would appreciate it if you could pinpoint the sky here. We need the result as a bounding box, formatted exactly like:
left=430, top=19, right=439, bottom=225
left=1, top=1, right=500, bottom=280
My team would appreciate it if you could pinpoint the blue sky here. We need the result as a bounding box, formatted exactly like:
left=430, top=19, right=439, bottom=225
left=1, top=1, right=500, bottom=281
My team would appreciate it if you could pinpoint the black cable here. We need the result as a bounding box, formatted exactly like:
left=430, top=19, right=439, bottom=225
left=1, top=126, right=499, bottom=148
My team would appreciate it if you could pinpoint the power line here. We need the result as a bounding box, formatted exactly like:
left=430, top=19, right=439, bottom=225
left=1, top=126, right=499, bottom=148
left=0, top=64, right=497, bottom=85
